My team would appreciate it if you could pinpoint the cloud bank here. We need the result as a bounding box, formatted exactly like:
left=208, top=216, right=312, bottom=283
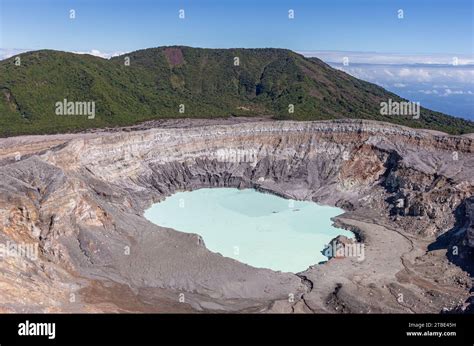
left=299, top=50, right=474, bottom=66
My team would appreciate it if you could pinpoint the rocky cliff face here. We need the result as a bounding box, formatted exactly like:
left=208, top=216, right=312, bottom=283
left=0, top=119, right=472, bottom=313
left=465, top=198, right=474, bottom=248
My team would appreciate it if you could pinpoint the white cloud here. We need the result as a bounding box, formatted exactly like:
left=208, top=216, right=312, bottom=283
left=304, top=50, right=474, bottom=88
left=418, top=89, right=439, bottom=95
left=333, top=64, right=474, bottom=85
left=0, top=48, right=29, bottom=60
left=73, top=49, right=127, bottom=59
left=418, top=88, right=473, bottom=96
left=441, top=89, right=473, bottom=96
left=299, top=50, right=474, bottom=66
left=398, top=68, right=432, bottom=82
left=0, top=48, right=127, bottom=60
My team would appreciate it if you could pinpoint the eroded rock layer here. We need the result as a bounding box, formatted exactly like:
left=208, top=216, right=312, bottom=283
left=0, top=119, right=472, bottom=313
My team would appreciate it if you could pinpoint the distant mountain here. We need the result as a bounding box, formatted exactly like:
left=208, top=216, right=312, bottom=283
left=1, top=46, right=473, bottom=136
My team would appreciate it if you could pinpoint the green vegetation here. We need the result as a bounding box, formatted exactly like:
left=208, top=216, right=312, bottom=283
left=1, top=46, right=473, bottom=137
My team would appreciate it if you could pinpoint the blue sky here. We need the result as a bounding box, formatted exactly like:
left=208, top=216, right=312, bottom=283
left=1, top=0, right=473, bottom=54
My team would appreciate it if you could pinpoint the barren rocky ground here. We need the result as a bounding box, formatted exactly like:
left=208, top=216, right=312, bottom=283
left=0, top=118, right=472, bottom=313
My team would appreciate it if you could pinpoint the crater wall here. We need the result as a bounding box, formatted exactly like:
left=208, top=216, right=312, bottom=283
left=0, top=119, right=472, bottom=313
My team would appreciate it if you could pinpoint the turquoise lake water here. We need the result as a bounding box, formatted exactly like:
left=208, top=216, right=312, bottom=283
left=144, top=188, right=353, bottom=273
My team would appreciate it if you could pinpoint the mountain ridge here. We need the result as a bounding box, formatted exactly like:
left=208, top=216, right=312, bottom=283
left=1, top=46, right=473, bottom=137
